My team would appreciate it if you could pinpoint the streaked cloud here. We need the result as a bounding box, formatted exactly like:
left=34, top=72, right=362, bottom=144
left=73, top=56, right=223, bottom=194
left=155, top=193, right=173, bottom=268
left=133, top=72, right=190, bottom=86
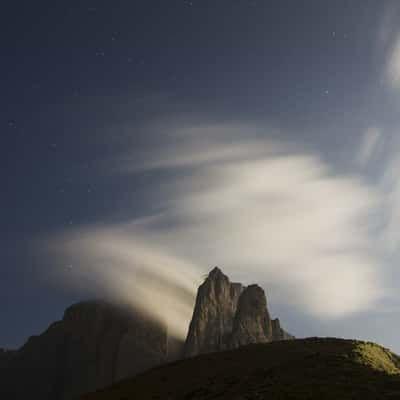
left=387, top=35, right=400, bottom=88
left=41, top=121, right=390, bottom=338
left=380, top=3, right=400, bottom=90
left=43, top=228, right=200, bottom=340
left=380, top=150, right=400, bottom=252
left=357, top=127, right=383, bottom=166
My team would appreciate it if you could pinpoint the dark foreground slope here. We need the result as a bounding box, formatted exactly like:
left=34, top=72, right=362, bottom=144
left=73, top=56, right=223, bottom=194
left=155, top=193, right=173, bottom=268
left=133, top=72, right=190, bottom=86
left=83, top=338, right=400, bottom=400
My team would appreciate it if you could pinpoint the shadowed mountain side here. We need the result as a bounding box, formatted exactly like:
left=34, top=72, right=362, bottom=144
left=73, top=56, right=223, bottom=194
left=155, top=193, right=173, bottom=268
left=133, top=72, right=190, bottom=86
left=0, top=301, right=171, bottom=400
left=82, top=338, right=400, bottom=400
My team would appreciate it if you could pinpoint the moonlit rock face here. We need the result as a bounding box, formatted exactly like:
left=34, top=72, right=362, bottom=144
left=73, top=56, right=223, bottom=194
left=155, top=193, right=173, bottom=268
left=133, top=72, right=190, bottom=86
left=231, top=284, right=273, bottom=346
left=184, top=267, right=243, bottom=357
left=184, top=268, right=293, bottom=357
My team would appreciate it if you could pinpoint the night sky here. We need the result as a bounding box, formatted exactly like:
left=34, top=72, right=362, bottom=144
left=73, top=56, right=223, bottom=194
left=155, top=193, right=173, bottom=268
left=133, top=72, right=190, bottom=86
left=2, top=1, right=400, bottom=351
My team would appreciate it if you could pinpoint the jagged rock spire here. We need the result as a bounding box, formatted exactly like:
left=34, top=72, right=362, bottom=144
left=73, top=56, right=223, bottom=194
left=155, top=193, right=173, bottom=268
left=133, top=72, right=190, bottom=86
left=184, top=267, right=243, bottom=357
left=184, top=267, right=293, bottom=357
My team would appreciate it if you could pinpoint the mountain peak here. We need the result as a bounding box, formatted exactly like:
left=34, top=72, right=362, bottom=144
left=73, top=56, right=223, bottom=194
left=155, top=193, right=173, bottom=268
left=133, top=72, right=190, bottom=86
left=184, top=267, right=243, bottom=357
left=184, top=268, right=292, bottom=357
left=208, top=266, right=224, bottom=278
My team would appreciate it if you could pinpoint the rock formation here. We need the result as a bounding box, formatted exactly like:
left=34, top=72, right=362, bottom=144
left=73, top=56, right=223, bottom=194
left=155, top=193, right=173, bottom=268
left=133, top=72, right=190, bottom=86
left=231, top=284, right=273, bottom=346
left=184, top=267, right=243, bottom=357
left=0, top=301, right=170, bottom=400
left=272, top=317, right=294, bottom=340
left=0, top=267, right=293, bottom=399
left=184, top=267, right=293, bottom=356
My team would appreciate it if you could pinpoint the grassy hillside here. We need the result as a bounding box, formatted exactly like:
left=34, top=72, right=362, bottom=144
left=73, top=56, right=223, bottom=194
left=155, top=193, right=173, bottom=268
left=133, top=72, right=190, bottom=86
left=82, top=338, right=400, bottom=399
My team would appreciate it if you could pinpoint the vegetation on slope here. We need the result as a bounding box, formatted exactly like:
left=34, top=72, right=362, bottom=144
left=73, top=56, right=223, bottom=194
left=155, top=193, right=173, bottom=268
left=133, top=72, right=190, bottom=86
left=82, top=338, right=400, bottom=400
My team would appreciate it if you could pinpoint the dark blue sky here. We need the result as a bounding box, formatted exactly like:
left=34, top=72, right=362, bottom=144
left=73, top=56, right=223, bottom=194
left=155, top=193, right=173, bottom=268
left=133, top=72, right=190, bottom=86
left=2, top=1, right=400, bottom=350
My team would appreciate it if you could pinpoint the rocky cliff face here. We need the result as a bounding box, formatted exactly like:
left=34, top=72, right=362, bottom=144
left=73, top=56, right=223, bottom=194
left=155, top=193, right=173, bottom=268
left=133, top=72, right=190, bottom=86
left=231, top=284, right=273, bottom=347
left=0, top=301, right=169, bottom=400
left=184, top=268, right=293, bottom=356
left=271, top=318, right=295, bottom=341
left=184, top=267, right=243, bottom=357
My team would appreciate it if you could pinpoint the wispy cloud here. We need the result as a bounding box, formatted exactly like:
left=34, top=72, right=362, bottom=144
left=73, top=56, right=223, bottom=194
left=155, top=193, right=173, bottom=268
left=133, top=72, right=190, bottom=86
left=387, top=35, right=400, bottom=88
left=356, top=127, right=383, bottom=167
left=355, top=125, right=400, bottom=253
left=40, top=120, right=393, bottom=339
left=43, top=228, right=200, bottom=339
left=379, top=3, right=400, bottom=89
left=380, top=150, right=400, bottom=252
